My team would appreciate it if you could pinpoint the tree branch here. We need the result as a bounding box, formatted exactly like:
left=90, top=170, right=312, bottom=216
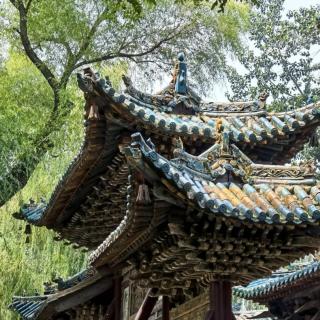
left=310, top=63, right=320, bottom=72
left=59, top=7, right=109, bottom=88
left=25, top=0, right=33, bottom=12
left=10, top=0, right=59, bottom=109
left=73, top=29, right=180, bottom=70
left=41, top=36, right=74, bottom=58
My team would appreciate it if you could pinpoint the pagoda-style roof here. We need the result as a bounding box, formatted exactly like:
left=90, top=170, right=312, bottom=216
left=77, top=58, right=320, bottom=164
left=234, top=260, right=320, bottom=319
left=84, top=132, right=320, bottom=293
left=15, top=56, right=320, bottom=250
left=125, top=133, right=320, bottom=225
left=234, top=260, right=320, bottom=302
left=11, top=54, right=320, bottom=319
left=10, top=268, right=113, bottom=320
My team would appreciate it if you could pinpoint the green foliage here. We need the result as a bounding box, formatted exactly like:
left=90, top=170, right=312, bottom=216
left=0, top=53, right=52, bottom=200
left=124, top=0, right=259, bottom=13
left=0, top=52, right=77, bottom=205
left=102, top=61, right=129, bottom=90
left=226, top=0, right=320, bottom=110
left=215, top=1, right=250, bottom=50
left=0, top=97, right=87, bottom=320
left=2, top=0, right=250, bottom=91
left=0, top=49, right=132, bottom=318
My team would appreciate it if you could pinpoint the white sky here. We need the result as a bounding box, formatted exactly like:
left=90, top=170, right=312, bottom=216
left=284, top=0, right=319, bottom=11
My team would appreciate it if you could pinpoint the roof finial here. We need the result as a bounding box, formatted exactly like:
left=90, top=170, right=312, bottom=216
left=258, top=91, right=269, bottom=109
left=175, top=52, right=187, bottom=95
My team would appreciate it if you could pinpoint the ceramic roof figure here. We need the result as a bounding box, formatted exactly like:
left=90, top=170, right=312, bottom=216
left=174, top=52, right=187, bottom=95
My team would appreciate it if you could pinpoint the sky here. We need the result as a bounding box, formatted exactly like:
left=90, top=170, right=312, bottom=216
left=284, top=0, right=319, bottom=12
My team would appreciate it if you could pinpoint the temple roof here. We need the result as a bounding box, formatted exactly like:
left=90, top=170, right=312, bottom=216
left=12, top=55, right=320, bottom=296
left=234, top=260, right=320, bottom=303
left=15, top=55, right=320, bottom=251
left=124, top=133, right=320, bottom=225
left=84, top=132, right=320, bottom=290
left=10, top=268, right=112, bottom=320
left=77, top=58, right=320, bottom=164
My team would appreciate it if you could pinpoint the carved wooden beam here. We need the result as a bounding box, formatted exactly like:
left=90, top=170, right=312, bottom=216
left=134, top=288, right=159, bottom=320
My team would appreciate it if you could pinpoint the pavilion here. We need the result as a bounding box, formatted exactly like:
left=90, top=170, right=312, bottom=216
left=10, top=53, right=320, bottom=320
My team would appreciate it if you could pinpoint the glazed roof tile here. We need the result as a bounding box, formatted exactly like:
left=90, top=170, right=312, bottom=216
left=17, top=200, right=46, bottom=224
left=233, top=261, right=320, bottom=302
left=78, top=66, right=320, bottom=163
left=99, top=75, right=320, bottom=141
left=125, top=132, right=320, bottom=225
left=10, top=296, right=47, bottom=320
left=10, top=269, right=109, bottom=320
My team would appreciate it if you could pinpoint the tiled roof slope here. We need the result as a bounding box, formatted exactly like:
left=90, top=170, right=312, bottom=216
left=10, top=270, right=91, bottom=319
left=125, top=133, right=320, bottom=225
left=87, top=133, right=320, bottom=288
left=10, top=296, right=47, bottom=320
left=80, top=65, right=320, bottom=164
left=10, top=269, right=112, bottom=320
left=234, top=261, right=320, bottom=302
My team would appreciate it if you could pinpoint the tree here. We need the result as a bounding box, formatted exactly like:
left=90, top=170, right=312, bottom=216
left=127, top=0, right=260, bottom=12
left=0, top=0, right=249, bottom=206
left=225, top=0, right=320, bottom=111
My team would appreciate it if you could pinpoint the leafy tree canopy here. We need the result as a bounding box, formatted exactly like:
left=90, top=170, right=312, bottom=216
left=0, top=0, right=250, bottom=206
left=225, top=0, right=320, bottom=111
left=125, top=0, right=260, bottom=12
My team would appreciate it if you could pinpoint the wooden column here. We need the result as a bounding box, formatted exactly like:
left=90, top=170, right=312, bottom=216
left=205, top=280, right=233, bottom=320
left=114, top=277, right=122, bottom=320
left=162, top=296, right=170, bottom=320
left=134, top=288, right=158, bottom=320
